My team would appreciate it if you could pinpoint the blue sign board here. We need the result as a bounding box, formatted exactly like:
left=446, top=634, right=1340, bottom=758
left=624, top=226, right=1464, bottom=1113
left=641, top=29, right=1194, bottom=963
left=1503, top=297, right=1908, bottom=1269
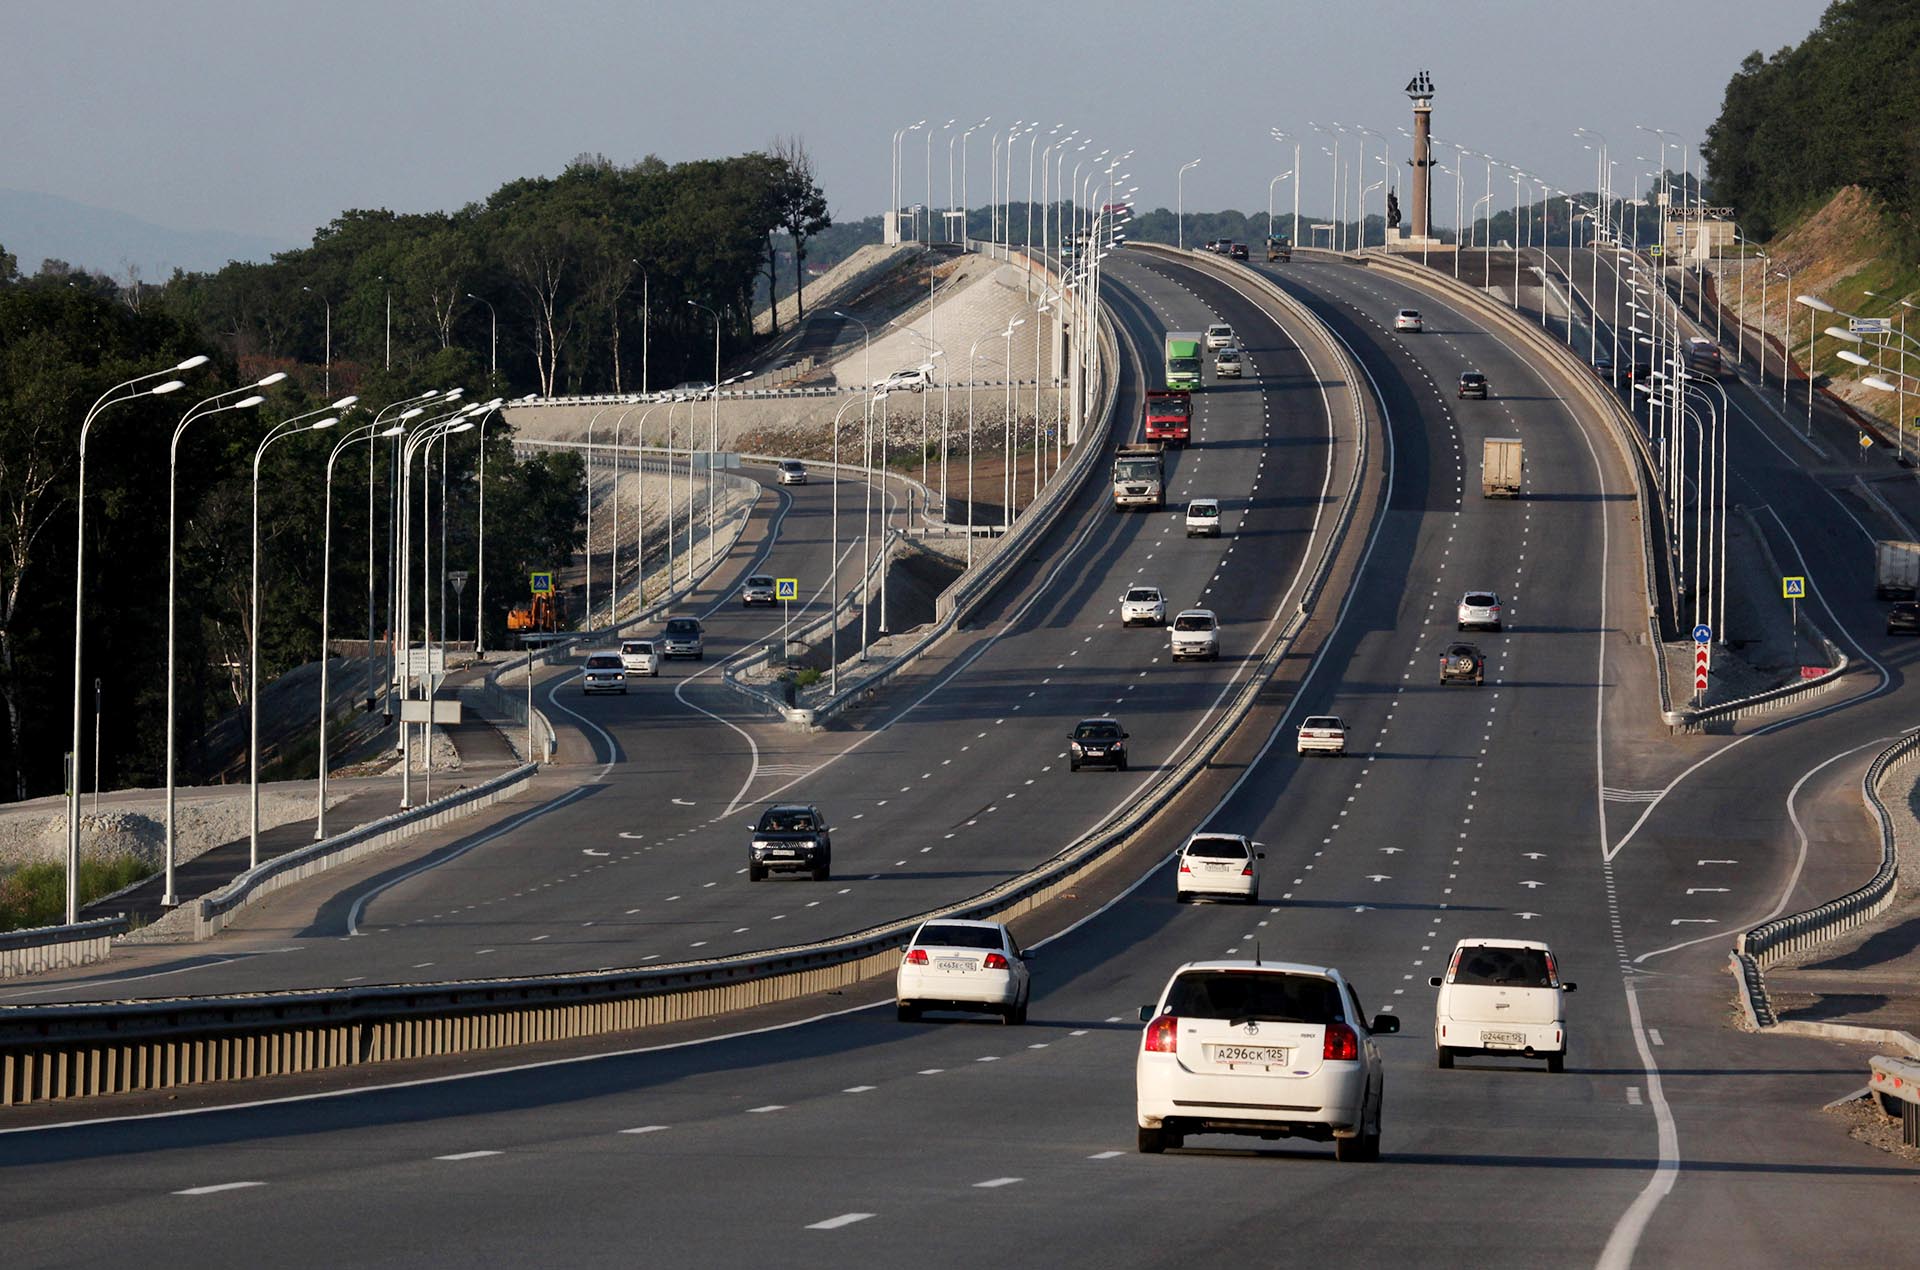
left=1692, top=624, right=1712, bottom=644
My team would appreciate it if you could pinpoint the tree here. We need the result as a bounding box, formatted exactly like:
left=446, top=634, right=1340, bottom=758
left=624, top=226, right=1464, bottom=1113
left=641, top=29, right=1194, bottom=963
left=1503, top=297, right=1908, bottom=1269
left=770, top=136, right=832, bottom=322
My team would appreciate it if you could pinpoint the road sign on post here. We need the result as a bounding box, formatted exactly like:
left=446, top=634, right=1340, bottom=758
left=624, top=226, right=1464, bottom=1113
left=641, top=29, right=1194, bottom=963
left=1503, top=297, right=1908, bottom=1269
left=1692, top=624, right=1712, bottom=644
left=777, top=578, right=799, bottom=667
left=1781, top=577, right=1805, bottom=598
left=1851, top=317, right=1893, bottom=335
left=529, top=571, right=554, bottom=595
left=1694, top=644, right=1710, bottom=700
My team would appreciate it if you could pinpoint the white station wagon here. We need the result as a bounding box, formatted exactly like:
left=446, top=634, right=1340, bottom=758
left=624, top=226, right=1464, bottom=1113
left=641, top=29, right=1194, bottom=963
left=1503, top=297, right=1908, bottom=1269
left=1430, top=938, right=1576, bottom=1072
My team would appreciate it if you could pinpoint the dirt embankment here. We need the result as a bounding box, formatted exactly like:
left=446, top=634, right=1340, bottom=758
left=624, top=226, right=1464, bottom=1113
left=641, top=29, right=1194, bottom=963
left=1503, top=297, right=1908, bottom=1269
left=1719, top=186, right=1920, bottom=431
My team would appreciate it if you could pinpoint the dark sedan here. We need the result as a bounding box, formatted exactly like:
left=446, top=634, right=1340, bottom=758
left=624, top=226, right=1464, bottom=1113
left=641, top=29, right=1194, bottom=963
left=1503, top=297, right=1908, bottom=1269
left=1890, top=602, right=1920, bottom=635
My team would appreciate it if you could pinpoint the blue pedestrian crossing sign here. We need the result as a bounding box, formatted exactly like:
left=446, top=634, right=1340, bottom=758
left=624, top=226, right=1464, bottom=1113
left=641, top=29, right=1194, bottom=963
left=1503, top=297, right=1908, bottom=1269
left=1782, top=576, right=1806, bottom=599
left=1692, top=624, right=1712, bottom=644
left=776, top=578, right=799, bottom=601
left=529, top=571, right=554, bottom=595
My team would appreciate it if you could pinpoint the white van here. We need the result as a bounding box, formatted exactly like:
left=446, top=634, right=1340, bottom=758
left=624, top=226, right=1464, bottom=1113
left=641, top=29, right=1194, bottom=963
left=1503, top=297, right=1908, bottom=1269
left=1430, top=938, right=1576, bottom=1072
left=1170, top=609, right=1220, bottom=661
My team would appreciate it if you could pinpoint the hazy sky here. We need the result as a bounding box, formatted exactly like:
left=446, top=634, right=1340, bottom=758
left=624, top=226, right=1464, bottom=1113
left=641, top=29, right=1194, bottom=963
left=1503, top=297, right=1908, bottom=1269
left=4, top=0, right=1826, bottom=248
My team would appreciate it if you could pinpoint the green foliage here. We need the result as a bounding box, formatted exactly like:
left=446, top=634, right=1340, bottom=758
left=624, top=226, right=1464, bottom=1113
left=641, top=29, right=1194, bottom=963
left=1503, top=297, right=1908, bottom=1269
left=0, top=855, right=150, bottom=933
left=1702, top=0, right=1920, bottom=251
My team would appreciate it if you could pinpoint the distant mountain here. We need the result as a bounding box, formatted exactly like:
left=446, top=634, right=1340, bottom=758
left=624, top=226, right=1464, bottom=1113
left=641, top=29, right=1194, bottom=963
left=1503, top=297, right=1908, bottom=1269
left=0, top=188, right=296, bottom=279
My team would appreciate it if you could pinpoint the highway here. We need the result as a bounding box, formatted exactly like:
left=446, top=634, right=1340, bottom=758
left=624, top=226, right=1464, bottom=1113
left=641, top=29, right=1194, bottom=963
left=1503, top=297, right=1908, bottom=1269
left=1, top=251, right=1912, bottom=1268
left=3, top=253, right=1349, bottom=1004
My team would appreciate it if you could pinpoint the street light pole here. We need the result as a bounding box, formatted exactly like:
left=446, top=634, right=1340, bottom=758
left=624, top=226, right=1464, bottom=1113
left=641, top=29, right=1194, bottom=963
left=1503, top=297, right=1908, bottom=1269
left=1177, top=159, right=1201, bottom=251
left=688, top=300, right=723, bottom=567
left=250, top=405, right=343, bottom=867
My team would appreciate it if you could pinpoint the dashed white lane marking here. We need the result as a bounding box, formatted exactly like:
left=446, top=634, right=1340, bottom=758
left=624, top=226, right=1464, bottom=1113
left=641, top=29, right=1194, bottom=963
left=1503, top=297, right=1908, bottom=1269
left=746, top=1104, right=785, bottom=1114
left=619, top=1125, right=670, bottom=1135
left=807, top=1213, right=876, bottom=1230
left=1088, top=1150, right=1125, bottom=1160
left=173, top=1182, right=265, bottom=1196
left=917, top=1068, right=945, bottom=1076
left=436, top=1150, right=503, bottom=1161
left=1647, top=1029, right=1664, bottom=1046
left=843, top=1085, right=877, bottom=1093
left=974, top=1177, right=1023, bottom=1189
left=1626, top=1087, right=1644, bottom=1106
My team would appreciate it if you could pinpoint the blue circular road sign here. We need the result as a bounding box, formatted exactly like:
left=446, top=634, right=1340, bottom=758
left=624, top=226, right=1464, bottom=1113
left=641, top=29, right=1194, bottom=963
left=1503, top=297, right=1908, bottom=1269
left=1692, top=624, right=1712, bottom=643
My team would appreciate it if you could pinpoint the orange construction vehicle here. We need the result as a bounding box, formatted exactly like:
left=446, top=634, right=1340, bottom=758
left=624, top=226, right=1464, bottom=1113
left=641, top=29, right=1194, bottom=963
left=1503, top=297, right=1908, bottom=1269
left=507, top=592, right=566, bottom=633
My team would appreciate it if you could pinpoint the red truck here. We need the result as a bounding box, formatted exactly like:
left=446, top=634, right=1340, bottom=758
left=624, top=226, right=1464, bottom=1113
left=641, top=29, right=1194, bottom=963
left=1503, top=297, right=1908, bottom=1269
left=1143, top=389, right=1192, bottom=445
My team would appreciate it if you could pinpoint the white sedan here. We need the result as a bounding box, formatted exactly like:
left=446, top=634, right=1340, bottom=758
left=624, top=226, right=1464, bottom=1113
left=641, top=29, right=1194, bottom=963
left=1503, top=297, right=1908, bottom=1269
left=1296, top=716, right=1347, bottom=756
left=896, top=918, right=1032, bottom=1024
left=1175, top=833, right=1260, bottom=903
left=1137, top=960, right=1399, bottom=1160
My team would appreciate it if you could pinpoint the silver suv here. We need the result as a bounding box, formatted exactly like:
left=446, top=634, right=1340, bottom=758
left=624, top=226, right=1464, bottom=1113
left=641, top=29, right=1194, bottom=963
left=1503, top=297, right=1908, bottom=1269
left=1456, top=591, right=1502, bottom=631
left=661, top=617, right=705, bottom=659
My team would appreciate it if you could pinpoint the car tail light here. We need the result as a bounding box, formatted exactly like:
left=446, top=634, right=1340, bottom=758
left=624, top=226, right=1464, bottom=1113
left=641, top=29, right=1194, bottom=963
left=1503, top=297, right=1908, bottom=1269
left=1179, top=860, right=1191, bottom=873
left=1144, top=1014, right=1178, bottom=1053
left=1241, top=862, right=1255, bottom=876
left=904, top=949, right=928, bottom=965
left=1545, top=950, right=1560, bottom=985
left=983, top=952, right=1009, bottom=970
left=1324, top=1021, right=1359, bottom=1061
left=1444, top=947, right=1463, bottom=982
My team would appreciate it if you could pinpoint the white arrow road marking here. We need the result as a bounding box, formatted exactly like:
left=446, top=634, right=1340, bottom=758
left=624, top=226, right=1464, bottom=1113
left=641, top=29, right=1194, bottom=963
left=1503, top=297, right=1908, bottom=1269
left=583, top=849, right=609, bottom=857
left=1697, top=859, right=1737, bottom=866
left=672, top=798, right=696, bottom=806
left=1523, top=852, right=1547, bottom=860
left=1515, top=912, right=1540, bottom=920
left=1685, top=888, right=1730, bottom=895
left=1670, top=919, right=1718, bottom=925
left=1365, top=874, right=1391, bottom=882
left=1518, top=880, right=1545, bottom=888
left=1379, top=847, right=1403, bottom=854
left=619, top=832, right=646, bottom=840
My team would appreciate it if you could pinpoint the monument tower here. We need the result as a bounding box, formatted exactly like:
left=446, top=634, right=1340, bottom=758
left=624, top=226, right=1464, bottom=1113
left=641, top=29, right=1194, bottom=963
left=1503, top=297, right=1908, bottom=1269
left=1406, top=70, right=1436, bottom=241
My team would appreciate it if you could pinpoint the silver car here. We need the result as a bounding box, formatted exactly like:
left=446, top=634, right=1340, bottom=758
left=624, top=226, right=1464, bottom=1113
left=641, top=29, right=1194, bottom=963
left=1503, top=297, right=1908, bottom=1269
left=741, top=574, right=777, bottom=606
left=1456, top=591, right=1503, bottom=631
left=1121, top=585, right=1167, bottom=627
left=581, top=651, right=628, bottom=695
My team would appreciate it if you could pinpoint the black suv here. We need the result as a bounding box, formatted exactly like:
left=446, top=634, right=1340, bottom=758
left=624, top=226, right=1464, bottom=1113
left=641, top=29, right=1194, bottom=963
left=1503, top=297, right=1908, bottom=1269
left=749, top=804, right=831, bottom=881
left=1070, top=718, right=1130, bottom=771
left=1228, top=242, right=1249, bottom=260
left=1458, top=372, right=1489, bottom=400
left=1889, top=602, right=1920, bottom=636
left=1439, top=643, right=1486, bottom=686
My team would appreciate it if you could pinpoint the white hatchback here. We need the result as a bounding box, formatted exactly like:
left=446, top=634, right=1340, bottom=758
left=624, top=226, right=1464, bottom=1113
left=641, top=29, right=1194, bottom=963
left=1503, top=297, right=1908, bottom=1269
left=1137, top=960, right=1399, bottom=1159
left=1205, top=323, right=1236, bottom=350
left=1394, top=309, right=1423, bottom=332
left=896, top=919, right=1032, bottom=1024
left=619, top=639, right=659, bottom=677
left=581, top=652, right=627, bottom=695
left=1121, top=585, right=1167, bottom=627
left=1296, top=715, right=1347, bottom=756
left=1430, top=938, right=1576, bottom=1072
left=1175, top=833, right=1262, bottom=903
left=1185, top=499, right=1221, bottom=537
left=1170, top=609, right=1220, bottom=661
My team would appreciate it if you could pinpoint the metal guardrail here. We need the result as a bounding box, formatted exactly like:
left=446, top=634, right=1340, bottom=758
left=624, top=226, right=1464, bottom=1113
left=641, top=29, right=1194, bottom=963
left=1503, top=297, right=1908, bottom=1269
left=0, top=245, right=1381, bottom=1106
left=0, top=915, right=130, bottom=981
left=1870, top=1055, right=1920, bottom=1145
left=1737, top=727, right=1917, bottom=973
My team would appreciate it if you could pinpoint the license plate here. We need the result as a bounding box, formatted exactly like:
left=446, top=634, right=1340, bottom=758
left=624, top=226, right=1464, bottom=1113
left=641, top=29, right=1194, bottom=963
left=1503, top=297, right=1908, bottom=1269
left=1482, top=1030, right=1525, bottom=1048
left=936, top=959, right=973, bottom=972
left=1206, top=862, right=1229, bottom=872
left=1211, top=1045, right=1290, bottom=1065
left=768, top=850, right=795, bottom=857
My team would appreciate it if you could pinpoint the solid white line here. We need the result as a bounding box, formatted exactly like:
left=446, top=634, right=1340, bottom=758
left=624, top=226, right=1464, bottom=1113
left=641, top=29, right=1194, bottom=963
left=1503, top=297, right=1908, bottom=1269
left=173, top=1182, right=265, bottom=1196
left=806, top=1213, right=875, bottom=1230
left=435, top=1150, right=502, bottom=1161
left=1596, top=979, right=1679, bottom=1270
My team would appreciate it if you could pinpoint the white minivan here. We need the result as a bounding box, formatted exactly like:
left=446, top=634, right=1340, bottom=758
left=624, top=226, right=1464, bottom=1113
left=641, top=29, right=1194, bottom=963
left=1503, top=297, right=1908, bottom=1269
left=1170, top=609, right=1220, bottom=661
left=1430, top=938, right=1576, bottom=1072
left=619, top=639, right=659, bottom=677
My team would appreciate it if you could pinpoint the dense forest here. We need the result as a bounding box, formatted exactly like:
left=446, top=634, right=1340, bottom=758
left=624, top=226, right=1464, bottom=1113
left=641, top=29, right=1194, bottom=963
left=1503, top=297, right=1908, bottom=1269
left=1702, top=0, right=1920, bottom=250
left=0, top=147, right=831, bottom=806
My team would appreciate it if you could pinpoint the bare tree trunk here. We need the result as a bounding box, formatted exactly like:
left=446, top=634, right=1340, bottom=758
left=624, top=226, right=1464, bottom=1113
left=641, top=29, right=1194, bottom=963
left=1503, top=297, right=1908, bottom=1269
left=611, top=309, right=622, bottom=394
left=792, top=245, right=807, bottom=322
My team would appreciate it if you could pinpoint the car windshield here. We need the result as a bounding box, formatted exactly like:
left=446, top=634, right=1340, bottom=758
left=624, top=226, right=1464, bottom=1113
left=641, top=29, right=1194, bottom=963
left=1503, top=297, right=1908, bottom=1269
left=1185, top=836, right=1249, bottom=860
left=665, top=619, right=699, bottom=634
left=747, top=576, right=773, bottom=587
left=1302, top=716, right=1343, bottom=730
left=1075, top=722, right=1121, bottom=740
left=757, top=809, right=816, bottom=833
left=915, top=924, right=1002, bottom=950
left=1168, top=356, right=1201, bottom=374
left=1400, top=311, right=1420, bottom=319
left=1209, top=327, right=1231, bottom=337
left=1462, top=374, right=1484, bottom=383
left=1165, top=971, right=1344, bottom=1025
left=1448, top=644, right=1479, bottom=658
left=1150, top=399, right=1191, bottom=419
left=622, top=642, right=652, bottom=654
left=1465, top=593, right=1497, bottom=606
left=1115, top=458, right=1160, bottom=480
left=1218, top=350, right=1239, bottom=361
left=1452, top=945, right=1554, bottom=987
left=1174, top=614, right=1215, bottom=632
left=1126, top=589, right=1160, bottom=602
left=586, top=655, right=622, bottom=669
left=781, top=461, right=802, bottom=470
